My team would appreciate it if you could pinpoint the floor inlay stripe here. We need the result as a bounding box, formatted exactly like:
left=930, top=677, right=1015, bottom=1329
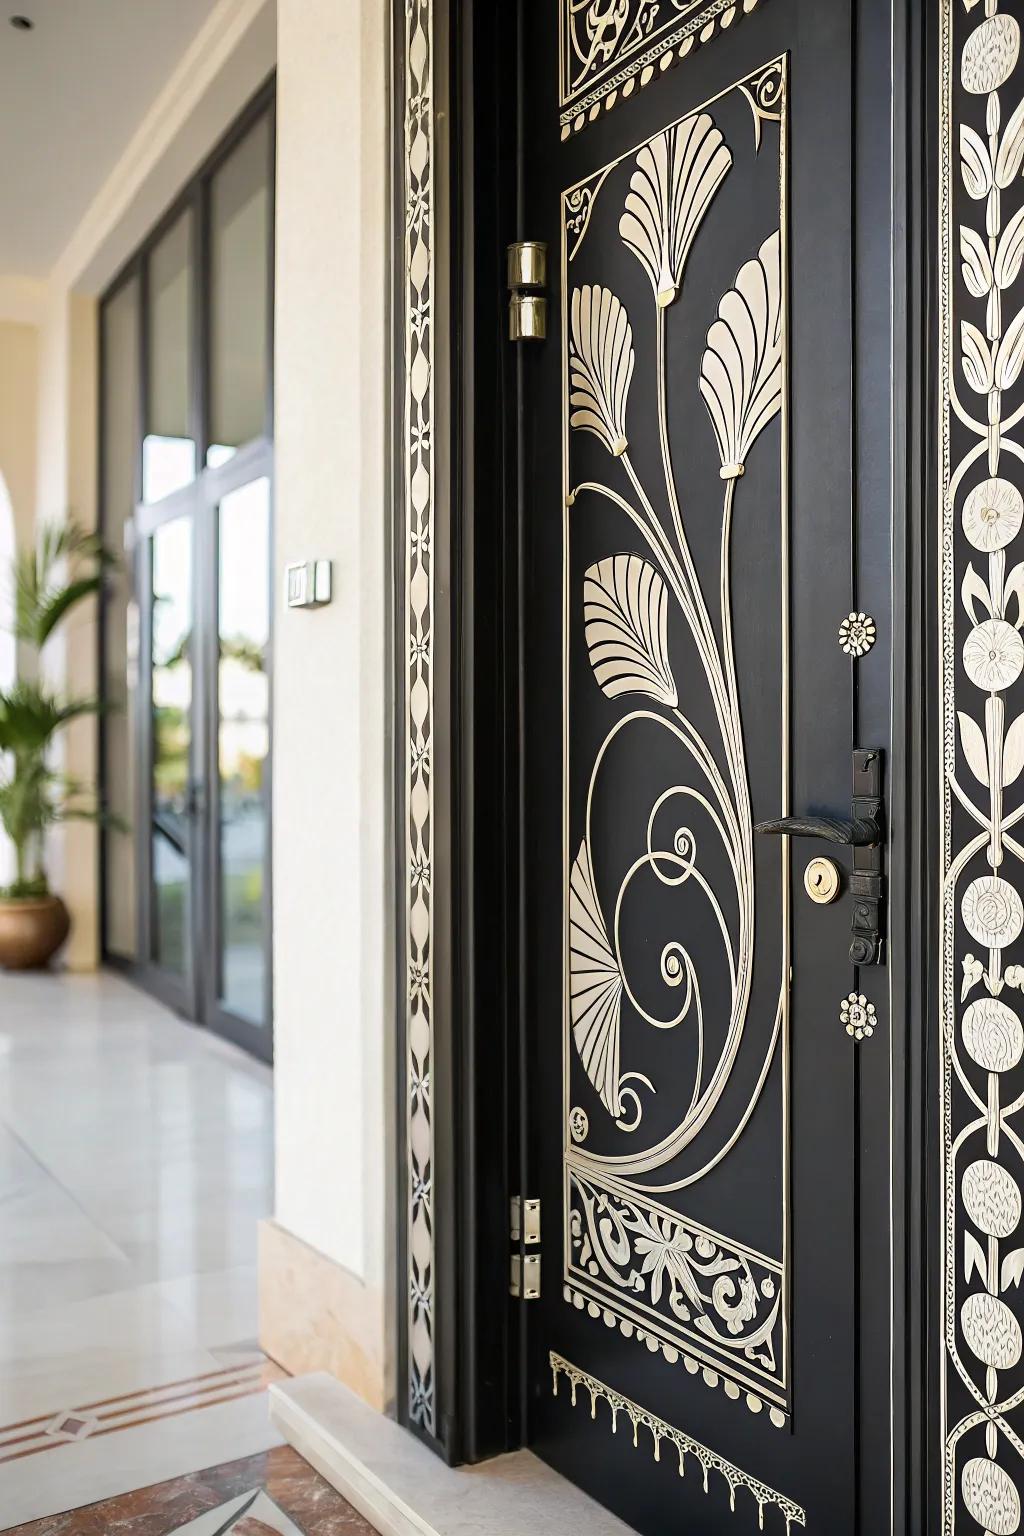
left=0, top=1358, right=266, bottom=1441
left=0, top=1380, right=269, bottom=1464
left=0, top=1369, right=267, bottom=1456
left=550, top=1353, right=806, bottom=1533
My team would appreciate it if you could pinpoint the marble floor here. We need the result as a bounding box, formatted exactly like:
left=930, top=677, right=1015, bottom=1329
left=0, top=971, right=282, bottom=1530
left=3, top=1445, right=376, bottom=1534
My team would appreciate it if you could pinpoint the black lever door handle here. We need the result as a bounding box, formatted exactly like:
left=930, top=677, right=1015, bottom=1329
left=755, top=814, right=882, bottom=847
left=758, top=751, right=886, bottom=965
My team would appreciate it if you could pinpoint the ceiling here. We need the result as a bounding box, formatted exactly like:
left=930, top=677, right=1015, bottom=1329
left=0, top=0, right=221, bottom=276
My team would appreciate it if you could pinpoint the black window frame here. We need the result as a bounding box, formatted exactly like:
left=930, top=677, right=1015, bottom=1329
left=98, top=76, right=277, bottom=1062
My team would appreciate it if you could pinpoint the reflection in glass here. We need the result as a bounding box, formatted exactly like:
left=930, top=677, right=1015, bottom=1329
left=144, top=212, right=195, bottom=502
left=151, top=518, right=192, bottom=974
left=208, top=116, right=271, bottom=465
left=218, top=479, right=270, bottom=1023
left=102, top=278, right=140, bottom=958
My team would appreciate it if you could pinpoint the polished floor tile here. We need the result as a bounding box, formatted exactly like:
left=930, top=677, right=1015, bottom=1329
left=1, top=1444, right=375, bottom=1535
left=0, top=972, right=280, bottom=1528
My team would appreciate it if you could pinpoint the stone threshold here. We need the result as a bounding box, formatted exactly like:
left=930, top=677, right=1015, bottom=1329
left=270, top=1373, right=637, bottom=1536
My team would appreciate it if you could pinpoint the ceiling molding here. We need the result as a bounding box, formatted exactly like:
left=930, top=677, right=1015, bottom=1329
left=54, top=0, right=275, bottom=295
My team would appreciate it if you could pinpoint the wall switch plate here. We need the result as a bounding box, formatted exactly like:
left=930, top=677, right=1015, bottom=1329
left=313, top=559, right=332, bottom=604
left=285, top=560, right=332, bottom=609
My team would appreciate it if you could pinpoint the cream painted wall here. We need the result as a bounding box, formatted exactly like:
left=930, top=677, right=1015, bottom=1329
left=32, top=288, right=99, bottom=969
left=0, top=321, right=38, bottom=885
left=63, top=295, right=100, bottom=970
left=270, top=0, right=390, bottom=1338
left=0, top=298, right=98, bottom=957
left=0, top=321, right=40, bottom=550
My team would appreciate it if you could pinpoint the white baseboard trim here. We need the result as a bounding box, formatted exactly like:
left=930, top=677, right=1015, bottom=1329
left=269, top=1373, right=636, bottom=1536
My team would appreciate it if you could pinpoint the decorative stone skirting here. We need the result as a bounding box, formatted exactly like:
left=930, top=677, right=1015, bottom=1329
left=258, top=1220, right=388, bottom=1414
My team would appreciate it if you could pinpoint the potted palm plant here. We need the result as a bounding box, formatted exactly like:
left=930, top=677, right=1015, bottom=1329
left=0, top=524, right=111, bottom=968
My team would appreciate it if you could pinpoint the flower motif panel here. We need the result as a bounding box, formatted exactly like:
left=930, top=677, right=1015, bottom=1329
left=940, top=1, right=1024, bottom=1528
left=561, top=59, right=789, bottom=1418
left=403, top=0, right=436, bottom=1435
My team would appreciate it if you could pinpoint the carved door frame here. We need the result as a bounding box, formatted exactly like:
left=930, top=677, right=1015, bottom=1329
left=389, top=1, right=935, bottom=1525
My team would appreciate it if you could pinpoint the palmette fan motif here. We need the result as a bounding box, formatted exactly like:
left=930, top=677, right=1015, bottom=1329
left=583, top=554, right=678, bottom=706
left=569, top=285, right=635, bottom=456
left=570, top=840, right=625, bottom=1117
left=700, top=230, right=783, bottom=478
left=619, top=114, right=732, bottom=307
left=556, top=75, right=802, bottom=1427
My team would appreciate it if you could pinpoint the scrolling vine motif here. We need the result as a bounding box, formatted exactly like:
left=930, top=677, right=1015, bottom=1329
left=567, top=112, right=782, bottom=1158
left=563, top=66, right=787, bottom=1413
left=941, top=1, right=1024, bottom=1530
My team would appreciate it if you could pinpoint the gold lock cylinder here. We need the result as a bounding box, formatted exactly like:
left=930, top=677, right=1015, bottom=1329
left=804, top=856, right=842, bottom=905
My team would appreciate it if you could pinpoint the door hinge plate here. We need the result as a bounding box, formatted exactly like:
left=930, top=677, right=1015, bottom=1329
left=510, top=1252, right=541, bottom=1299
left=510, top=1196, right=541, bottom=1245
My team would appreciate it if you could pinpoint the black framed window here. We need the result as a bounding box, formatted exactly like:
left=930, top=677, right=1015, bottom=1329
left=99, top=80, right=276, bottom=1062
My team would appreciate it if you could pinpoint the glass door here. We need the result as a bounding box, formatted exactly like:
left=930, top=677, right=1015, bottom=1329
left=137, top=461, right=272, bottom=1056
left=99, top=88, right=275, bottom=1061
left=206, top=469, right=272, bottom=1056
left=150, top=513, right=195, bottom=990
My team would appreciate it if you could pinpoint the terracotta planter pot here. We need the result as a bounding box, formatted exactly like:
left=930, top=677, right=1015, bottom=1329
left=0, top=896, right=71, bottom=970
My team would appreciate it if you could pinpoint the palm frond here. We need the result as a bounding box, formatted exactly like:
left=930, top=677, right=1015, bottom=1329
left=0, top=684, right=104, bottom=755
left=14, top=521, right=113, bottom=647
left=1, top=521, right=116, bottom=892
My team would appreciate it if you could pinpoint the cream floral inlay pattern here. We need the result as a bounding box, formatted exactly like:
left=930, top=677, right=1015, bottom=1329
left=403, top=0, right=437, bottom=1435
left=940, top=0, right=1024, bottom=1529
left=562, top=61, right=789, bottom=1422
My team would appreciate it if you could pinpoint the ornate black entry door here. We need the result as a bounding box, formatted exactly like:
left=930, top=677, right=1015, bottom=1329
left=519, top=2, right=889, bottom=1531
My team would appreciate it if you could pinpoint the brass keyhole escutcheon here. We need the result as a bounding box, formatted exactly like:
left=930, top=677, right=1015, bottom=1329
left=804, top=856, right=841, bottom=905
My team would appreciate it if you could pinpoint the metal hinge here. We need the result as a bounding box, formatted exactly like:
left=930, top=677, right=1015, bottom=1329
left=510, top=1195, right=542, bottom=1298
left=508, top=241, right=548, bottom=340
left=510, top=1252, right=541, bottom=1299
left=510, top=1196, right=541, bottom=1245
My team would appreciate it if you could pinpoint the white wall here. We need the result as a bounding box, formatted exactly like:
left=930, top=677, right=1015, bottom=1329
left=271, top=0, right=390, bottom=1303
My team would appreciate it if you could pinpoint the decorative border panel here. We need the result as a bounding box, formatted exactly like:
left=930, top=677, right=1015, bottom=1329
left=565, top=1168, right=785, bottom=1409
left=940, top=2, right=1024, bottom=1530
left=550, top=1353, right=805, bottom=1532
left=559, top=0, right=769, bottom=139
left=403, top=0, right=436, bottom=1435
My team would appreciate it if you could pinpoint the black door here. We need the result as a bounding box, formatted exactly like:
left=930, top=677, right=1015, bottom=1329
left=519, top=3, right=889, bottom=1531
